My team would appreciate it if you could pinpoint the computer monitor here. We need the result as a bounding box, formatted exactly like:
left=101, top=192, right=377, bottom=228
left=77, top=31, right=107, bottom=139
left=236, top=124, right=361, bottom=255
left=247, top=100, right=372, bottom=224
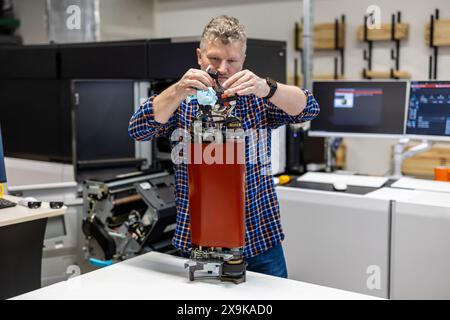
left=0, top=79, right=72, bottom=162
left=73, top=80, right=136, bottom=163
left=310, top=81, right=408, bottom=138
left=72, top=80, right=143, bottom=182
left=0, top=125, right=7, bottom=183
left=406, top=81, right=450, bottom=141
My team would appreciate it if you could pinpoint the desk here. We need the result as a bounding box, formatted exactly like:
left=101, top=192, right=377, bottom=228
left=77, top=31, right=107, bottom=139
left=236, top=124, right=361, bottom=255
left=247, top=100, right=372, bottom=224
left=277, top=186, right=391, bottom=298
left=12, top=252, right=380, bottom=300
left=366, top=188, right=450, bottom=299
left=0, top=195, right=66, bottom=299
left=365, top=187, right=450, bottom=207
left=278, top=178, right=450, bottom=300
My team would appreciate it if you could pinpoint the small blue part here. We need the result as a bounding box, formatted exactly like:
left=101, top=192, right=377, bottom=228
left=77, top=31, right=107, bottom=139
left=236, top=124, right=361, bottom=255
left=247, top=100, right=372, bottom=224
left=186, top=87, right=217, bottom=106
left=89, top=258, right=113, bottom=268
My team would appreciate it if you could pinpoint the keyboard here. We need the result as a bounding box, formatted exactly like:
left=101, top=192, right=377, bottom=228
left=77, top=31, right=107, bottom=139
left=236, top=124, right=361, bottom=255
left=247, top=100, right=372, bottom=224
left=0, top=198, right=17, bottom=209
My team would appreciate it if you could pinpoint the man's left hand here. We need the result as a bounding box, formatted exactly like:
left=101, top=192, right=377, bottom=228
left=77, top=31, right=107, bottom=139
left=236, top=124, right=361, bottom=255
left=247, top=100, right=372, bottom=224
left=222, top=70, right=270, bottom=98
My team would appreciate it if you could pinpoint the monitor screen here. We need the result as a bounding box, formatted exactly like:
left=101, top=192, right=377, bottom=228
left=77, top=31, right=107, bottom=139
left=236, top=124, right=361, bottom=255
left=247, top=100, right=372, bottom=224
left=406, top=81, right=450, bottom=141
left=0, top=126, right=7, bottom=183
left=310, top=81, right=408, bottom=138
left=73, top=80, right=135, bottom=163
left=0, top=80, right=72, bottom=162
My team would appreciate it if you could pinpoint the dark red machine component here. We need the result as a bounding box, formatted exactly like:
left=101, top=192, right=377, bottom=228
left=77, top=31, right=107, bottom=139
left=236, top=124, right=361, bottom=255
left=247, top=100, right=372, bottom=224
left=183, top=67, right=247, bottom=284
left=188, top=142, right=245, bottom=249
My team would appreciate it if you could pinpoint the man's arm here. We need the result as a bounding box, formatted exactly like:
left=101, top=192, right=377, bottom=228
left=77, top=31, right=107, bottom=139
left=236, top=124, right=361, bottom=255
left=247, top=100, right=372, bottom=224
left=263, top=83, right=308, bottom=116
left=265, top=88, right=320, bottom=129
left=128, top=68, right=214, bottom=141
left=222, top=69, right=319, bottom=128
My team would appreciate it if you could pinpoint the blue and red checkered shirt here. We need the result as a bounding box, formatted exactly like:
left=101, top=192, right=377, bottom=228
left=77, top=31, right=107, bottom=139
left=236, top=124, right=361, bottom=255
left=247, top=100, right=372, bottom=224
left=128, top=90, right=319, bottom=257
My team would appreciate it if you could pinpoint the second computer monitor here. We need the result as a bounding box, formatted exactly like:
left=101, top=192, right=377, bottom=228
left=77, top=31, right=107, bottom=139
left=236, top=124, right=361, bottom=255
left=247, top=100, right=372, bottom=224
left=406, top=81, right=450, bottom=141
left=310, top=81, right=408, bottom=138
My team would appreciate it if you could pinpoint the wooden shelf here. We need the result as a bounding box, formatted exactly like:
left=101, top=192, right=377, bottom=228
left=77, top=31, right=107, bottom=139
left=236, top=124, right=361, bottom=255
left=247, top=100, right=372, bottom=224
left=425, top=20, right=450, bottom=46
left=357, top=23, right=409, bottom=41
left=363, top=70, right=411, bottom=79
left=297, top=22, right=345, bottom=50
left=313, top=74, right=346, bottom=80
left=294, top=16, right=346, bottom=82
left=401, top=144, right=450, bottom=178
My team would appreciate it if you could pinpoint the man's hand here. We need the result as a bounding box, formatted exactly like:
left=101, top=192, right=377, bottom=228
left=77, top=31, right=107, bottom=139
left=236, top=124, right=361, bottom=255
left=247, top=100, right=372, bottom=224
left=175, top=68, right=215, bottom=99
left=222, top=69, right=270, bottom=98
left=153, top=68, right=214, bottom=124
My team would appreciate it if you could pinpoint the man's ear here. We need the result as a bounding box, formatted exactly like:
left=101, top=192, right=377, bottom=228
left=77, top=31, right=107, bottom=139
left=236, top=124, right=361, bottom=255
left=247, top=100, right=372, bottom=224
left=196, top=48, right=202, bottom=67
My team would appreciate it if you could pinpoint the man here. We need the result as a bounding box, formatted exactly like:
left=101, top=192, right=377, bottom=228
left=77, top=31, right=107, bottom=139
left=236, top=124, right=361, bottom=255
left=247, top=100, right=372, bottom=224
left=129, top=15, right=319, bottom=278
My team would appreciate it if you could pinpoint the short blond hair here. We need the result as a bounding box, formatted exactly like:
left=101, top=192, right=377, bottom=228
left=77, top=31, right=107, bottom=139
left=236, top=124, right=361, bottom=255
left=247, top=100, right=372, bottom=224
left=200, top=15, right=247, bottom=53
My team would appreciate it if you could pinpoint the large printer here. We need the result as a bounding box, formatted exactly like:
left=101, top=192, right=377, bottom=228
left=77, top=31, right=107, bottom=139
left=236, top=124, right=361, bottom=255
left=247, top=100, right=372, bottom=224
left=82, top=170, right=177, bottom=266
left=71, top=78, right=178, bottom=266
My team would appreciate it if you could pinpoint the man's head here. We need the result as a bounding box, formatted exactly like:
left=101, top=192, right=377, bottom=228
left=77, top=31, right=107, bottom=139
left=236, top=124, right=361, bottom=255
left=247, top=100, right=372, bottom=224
left=197, top=15, right=247, bottom=84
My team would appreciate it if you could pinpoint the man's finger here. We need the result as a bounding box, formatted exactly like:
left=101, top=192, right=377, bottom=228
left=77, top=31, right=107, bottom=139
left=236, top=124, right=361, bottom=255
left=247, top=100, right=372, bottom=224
left=222, top=70, right=247, bottom=89
left=196, top=70, right=216, bottom=87
left=196, top=72, right=215, bottom=88
left=227, top=73, right=252, bottom=90
left=190, top=69, right=214, bottom=87
left=186, top=79, right=208, bottom=91
left=186, top=88, right=196, bottom=96
left=237, top=86, right=255, bottom=96
left=225, top=81, right=252, bottom=95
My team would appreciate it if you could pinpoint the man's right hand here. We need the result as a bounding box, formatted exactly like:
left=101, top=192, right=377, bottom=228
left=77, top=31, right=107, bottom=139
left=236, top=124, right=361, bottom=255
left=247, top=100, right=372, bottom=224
left=175, top=68, right=215, bottom=99
left=153, top=69, right=215, bottom=124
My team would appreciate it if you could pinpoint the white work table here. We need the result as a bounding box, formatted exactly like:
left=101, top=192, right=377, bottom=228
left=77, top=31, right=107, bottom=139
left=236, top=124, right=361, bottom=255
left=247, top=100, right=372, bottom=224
left=13, top=252, right=380, bottom=300
left=276, top=179, right=450, bottom=300
left=365, top=187, right=450, bottom=207
left=366, top=187, right=450, bottom=299
left=0, top=195, right=66, bottom=227
left=0, top=195, right=67, bottom=299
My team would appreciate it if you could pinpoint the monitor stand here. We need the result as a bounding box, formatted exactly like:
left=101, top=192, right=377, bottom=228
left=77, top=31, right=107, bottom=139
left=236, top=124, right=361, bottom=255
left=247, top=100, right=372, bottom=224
left=324, top=138, right=333, bottom=172
left=392, top=138, right=433, bottom=178
left=324, top=137, right=343, bottom=173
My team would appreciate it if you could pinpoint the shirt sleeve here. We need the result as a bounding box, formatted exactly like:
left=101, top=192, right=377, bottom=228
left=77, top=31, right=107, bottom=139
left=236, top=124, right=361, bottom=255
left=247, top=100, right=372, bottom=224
left=128, top=95, right=177, bottom=141
left=266, top=88, right=320, bottom=130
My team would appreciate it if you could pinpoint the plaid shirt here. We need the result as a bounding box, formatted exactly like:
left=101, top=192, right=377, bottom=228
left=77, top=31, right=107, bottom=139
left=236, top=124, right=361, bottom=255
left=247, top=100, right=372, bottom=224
left=128, top=89, right=319, bottom=257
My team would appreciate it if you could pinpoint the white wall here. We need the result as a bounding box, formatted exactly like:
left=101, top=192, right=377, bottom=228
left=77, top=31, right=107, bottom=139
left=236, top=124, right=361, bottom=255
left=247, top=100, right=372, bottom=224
left=153, top=0, right=450, bottom=80
left=13, top=0, right=47, bottom=43
left=5, top=158, right=75, bottom=186
left=12, top=0, right=450, bottom=175
left=13, top=0, right=156, bottom=43
left=99, top=0, right=155, bottom=41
